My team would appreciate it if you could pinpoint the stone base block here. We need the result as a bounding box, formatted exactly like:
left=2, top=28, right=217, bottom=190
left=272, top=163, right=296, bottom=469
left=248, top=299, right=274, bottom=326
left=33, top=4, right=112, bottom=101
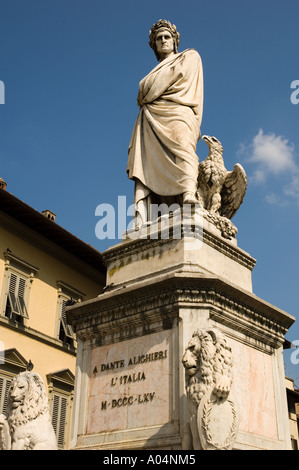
left=67, top=268, right=294, bottom=450
left=103, top=210, right=256, bottom=292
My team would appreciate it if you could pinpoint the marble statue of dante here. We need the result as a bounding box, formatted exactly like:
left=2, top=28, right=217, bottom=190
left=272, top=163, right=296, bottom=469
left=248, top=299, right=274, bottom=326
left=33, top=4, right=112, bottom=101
left=127, top=19, right=203, bottom=223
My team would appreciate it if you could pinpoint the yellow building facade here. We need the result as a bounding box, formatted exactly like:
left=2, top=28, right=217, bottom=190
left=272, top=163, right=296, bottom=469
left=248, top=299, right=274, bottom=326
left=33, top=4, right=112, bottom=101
left=0, top=182, right=105, bottom=449
left=286, top=377, right=299, bottom=450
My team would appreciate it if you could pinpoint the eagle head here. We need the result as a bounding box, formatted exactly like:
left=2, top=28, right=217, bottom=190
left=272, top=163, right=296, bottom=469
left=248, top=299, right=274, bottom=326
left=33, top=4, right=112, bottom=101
left=202, top=135, right=223, bottom=155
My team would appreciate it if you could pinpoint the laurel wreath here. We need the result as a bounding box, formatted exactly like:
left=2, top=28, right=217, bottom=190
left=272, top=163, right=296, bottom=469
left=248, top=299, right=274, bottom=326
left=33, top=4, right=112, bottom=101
left=201, top=395, right=238, bottom=450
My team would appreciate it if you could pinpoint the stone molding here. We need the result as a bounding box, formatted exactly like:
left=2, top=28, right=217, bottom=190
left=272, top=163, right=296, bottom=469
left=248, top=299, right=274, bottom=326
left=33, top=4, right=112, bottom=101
left=103, top=227, right=256, bottom=273
left=75, top=423, right=181, bottom=450
left=67, top=274, right=294, bottom=351
left=202, top=229, right=256, bottom=270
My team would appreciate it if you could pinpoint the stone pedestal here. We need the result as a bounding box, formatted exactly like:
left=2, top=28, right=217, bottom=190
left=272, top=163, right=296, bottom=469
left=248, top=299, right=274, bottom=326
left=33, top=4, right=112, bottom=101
left=67, top=212, right=295, bottom=450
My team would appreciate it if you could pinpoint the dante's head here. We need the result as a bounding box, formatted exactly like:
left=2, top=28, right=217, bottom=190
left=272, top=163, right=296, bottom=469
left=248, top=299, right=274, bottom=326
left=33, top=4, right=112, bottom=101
left=149, top=19, right=180, bottom=61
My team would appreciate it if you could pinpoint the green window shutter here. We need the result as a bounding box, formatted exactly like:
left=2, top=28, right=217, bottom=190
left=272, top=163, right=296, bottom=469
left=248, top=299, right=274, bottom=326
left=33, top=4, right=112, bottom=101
left=0, top=376, right=11, bottom=414
left=51, top=393, right=68, bottom=448
left=8, top=273, right=17, bottom=294
left=17, top=277, right=28, bottom=317
left=8, top=273, right=18, bottom=313
left=59, top=299, right=74, bottom=342
left=58, top=397, right=67, bottom=447
left=6, top=273, right=29, bottom=319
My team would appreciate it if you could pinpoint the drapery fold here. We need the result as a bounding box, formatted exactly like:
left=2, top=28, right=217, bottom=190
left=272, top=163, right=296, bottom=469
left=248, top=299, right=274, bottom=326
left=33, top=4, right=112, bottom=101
left=127, top=49, right=203, bottom=202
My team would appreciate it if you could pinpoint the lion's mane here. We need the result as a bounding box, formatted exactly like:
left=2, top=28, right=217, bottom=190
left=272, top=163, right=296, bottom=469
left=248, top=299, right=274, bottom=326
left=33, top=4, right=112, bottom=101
left=6, top=372, right=50, bottom=432
left=184, top=328, right=233, bottom=405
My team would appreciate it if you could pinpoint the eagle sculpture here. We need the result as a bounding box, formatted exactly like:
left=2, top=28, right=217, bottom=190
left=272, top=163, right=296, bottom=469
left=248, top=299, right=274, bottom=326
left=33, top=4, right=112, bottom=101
left=197, top=135, right=247, bottom=220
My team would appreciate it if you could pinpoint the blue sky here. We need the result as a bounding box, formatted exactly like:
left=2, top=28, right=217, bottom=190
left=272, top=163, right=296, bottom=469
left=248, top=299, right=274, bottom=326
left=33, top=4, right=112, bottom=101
left=0, top=0, right=299, bottom=383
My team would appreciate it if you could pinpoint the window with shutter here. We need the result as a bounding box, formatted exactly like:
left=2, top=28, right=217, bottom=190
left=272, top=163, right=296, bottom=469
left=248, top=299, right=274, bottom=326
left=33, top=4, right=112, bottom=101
left=58, top=298, right=75, bottom=346
left=51, top=393, right=68, bottom=449
left=5, top=272, right=29, bottom=322
left=56, top=281, right=84, bottom=348
left=0, top=376, right=11, bottom=415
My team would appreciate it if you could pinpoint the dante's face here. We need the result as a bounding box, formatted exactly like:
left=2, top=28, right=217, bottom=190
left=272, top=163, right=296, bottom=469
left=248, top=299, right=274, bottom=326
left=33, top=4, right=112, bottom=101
left=155, top=29, right=174, bottom=57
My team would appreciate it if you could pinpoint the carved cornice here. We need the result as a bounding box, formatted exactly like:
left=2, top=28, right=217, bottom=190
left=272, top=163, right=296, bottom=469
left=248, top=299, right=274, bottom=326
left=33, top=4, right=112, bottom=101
left=202, top=229, right=256, bottom=270
left=102, top=226, right=256, bottom=272
left=67, top=275, right=294, bottom=350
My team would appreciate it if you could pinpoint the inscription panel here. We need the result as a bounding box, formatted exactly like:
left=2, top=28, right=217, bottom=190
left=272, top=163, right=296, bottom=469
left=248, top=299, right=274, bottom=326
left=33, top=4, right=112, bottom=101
left=87, top=331, right=172, bottom=434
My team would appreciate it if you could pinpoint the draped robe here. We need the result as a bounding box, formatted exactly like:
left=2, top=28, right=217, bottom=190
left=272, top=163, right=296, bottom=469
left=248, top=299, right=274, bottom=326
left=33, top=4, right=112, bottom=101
left=127, top=49, right=203, bottom=211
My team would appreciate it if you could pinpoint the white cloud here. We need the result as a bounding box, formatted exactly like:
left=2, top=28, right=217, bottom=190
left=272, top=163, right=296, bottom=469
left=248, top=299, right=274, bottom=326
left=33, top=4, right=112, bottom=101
left=248, top=129, right=296, bottom=181
left=265, top=192, right=289, bottom=207
left=251, top=168, right=266, bottom=184
left=284, top=174, right=299, bottom=205
left=239, top=129, right=299, bottom=207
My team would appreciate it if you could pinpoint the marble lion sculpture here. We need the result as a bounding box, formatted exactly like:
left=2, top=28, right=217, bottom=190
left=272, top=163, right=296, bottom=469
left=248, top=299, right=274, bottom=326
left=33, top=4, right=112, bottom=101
left=0, top=371, right=58, bottom=450
left=182, top=328, right=237, bottom=450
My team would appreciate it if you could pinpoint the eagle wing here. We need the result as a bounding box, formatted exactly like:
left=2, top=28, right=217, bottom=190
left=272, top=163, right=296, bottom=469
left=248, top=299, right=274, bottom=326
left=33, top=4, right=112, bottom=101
left=220, top=164, right=247, bottom=219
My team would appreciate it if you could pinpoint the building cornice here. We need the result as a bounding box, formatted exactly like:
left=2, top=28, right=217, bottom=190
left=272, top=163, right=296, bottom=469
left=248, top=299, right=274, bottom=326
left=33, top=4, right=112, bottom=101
left=67, top=273, right=294, bottom=351
left=0, top=188, right=105, bottom=276
left=0, top=211, right=105, bottom=284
